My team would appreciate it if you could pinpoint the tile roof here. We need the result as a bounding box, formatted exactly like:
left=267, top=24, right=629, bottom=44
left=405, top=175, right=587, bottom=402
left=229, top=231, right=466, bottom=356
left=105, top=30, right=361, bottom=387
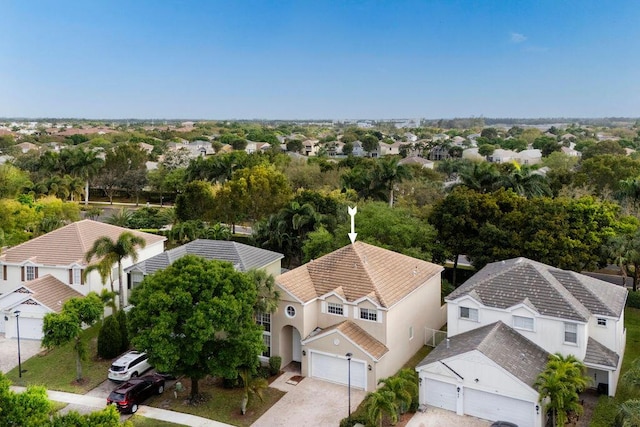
left=277, top=241, right=443, bottom=307
left=0, top=220, right=166, bottom=266
left=24, top=274, right=84, bottom=313
left=585, top=337, right=619, bottom=368
left=417, top=321, right=550, bottom=387
left=125, top=239, right=283, bottom=275
left=304, top=320, right=389, bottom=360
left=447, top=258, right=627, bottom=322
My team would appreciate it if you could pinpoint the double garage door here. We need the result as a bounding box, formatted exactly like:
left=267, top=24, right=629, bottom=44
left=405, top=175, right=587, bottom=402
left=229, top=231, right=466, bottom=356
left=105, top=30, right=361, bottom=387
left=425, top=379, right=535, bottom=427
left=4, top=316, right=43, bottom=340
left=309, top=352, right=366, bottom=389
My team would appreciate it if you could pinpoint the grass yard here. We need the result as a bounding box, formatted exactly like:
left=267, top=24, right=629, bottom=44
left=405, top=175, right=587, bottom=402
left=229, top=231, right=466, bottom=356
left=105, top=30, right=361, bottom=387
left=5, top=323, right=113, bottom=393
left=143, top=376, right=285, bottom=427
left=129, top=416, right=186, bottom=427
left=589, top=307, right=640, bottom=426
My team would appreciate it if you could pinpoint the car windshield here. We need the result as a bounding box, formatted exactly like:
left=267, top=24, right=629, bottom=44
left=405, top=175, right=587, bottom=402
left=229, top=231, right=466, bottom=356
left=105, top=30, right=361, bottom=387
left=110, top=365, right=126, bottom=372
left=108, top=392, right=126, bottom=401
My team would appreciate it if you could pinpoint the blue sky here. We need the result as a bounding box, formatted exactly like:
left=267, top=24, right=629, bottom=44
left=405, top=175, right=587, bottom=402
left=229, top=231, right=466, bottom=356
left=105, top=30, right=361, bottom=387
left=1, top=0, right=638, bottom=119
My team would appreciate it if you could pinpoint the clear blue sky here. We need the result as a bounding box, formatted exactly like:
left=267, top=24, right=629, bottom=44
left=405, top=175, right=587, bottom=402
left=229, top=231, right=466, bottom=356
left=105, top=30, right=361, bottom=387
left=1, top=0, right=638, bottom=120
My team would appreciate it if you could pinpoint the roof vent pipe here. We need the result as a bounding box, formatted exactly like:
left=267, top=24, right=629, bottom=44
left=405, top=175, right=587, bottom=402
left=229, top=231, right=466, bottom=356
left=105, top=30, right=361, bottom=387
left=446, top=338, right=450, bottom=349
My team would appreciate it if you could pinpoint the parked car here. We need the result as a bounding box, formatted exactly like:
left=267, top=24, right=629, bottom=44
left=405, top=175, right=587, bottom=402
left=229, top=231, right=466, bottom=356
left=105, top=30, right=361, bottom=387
left=490, top=422, right=518, bottom=427
left=106, top=374, right=165, bottom=413
left=108, top=350, right=151, bottom=382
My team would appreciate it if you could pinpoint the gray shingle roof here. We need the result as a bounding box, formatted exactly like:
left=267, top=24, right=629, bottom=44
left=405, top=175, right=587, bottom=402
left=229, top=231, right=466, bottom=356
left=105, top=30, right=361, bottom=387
left=125, top=239, right=283, bottom=275
left=585, top=337, right=620, bottom=368
left=447, top=258, right=627, bottom=322
left=417, top=321, right=550, bottom=387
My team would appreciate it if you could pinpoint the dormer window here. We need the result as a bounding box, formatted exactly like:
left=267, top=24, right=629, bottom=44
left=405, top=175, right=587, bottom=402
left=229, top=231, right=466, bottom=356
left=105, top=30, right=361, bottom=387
left=459, top=307, right=478, bottom=322
left=513, top=315, right=534, bottom=331
left=327, top=302, right=344, bottom=316
left=25, top=265, right=37, bottom=281
left=360, top=308, right=377, bottom=322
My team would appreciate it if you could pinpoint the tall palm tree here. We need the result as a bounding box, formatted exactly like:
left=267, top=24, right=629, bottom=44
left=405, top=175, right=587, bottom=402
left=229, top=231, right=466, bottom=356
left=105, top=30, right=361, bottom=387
left=364, top=390, right=399, bottom=427
left=65, top=148, right=104, bottom=207
left=85, top=232, right=146, bottom=309
left=372, top=156, right=412, bottom=207
left=247, top=269, right=280, bottom=315
left=498, top=164, right=552, bottom=198
left=457, top=161, right=501, bottom=193
left=604, top=232, right=640, bottom=291
left=534, top=353, right=589, bottom=427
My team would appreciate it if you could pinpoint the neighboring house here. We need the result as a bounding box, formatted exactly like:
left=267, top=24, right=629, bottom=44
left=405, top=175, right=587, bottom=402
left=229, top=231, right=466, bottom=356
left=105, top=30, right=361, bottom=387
left=124, top=239, right=284, bottom=290
left=379, top=141, right=402, bottom=156
left=461, top=148, right=483, bottom=162
left=16, top=142, right=39, bottom=153
left=489, top=148, right=517, bottom=163
left=417, top=257, right=627, bottom=427
left=515, top=149, right=542, bottom=165
left=398, top=156, right=434, bottom=169
left=274, top=241, right=445, bottom=391
left=0, top=275, right=85, bottom=339
left=0, top=220, right=166, bottom=339
left=303, top=139, right=320, bottom=156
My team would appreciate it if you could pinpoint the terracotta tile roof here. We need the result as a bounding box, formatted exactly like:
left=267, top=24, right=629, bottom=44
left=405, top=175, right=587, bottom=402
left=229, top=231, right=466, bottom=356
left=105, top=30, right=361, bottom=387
left=24, top=274, right=84, bottom=313
left=0, top=219, right=166, bottom=266
left=448, top=257, right=627, bottom=322
left=305, top=320, right=389, bottom=360
left=277, top=241, right=443, bottom=307
left=417, top=321, right=550, bottom=387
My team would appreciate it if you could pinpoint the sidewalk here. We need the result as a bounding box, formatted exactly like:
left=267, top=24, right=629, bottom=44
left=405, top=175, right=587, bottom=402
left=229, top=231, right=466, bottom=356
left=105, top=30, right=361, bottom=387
left=10, top=386, right=232, bottom=427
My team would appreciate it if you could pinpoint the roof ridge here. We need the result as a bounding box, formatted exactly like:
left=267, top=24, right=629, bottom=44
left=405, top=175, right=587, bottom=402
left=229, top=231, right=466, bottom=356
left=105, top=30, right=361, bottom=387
left=353, top=242, right=387, bottom=306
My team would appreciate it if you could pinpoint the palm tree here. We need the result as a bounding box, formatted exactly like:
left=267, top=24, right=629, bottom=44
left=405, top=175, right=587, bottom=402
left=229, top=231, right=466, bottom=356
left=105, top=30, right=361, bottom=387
left=105, top=207, right=133, bottom=227
left=85, top=232, right=146, bottom=309
left=534, top=353, right=589, bottom=427
left=378, top=375, right=414, bottom=414
left=364, top=390, right=399, bottom=427
left=66, top=148, right=104, bottom=207
left=204, top=223, right=231, bottom=240
left=619, top=399, right=640, bottom=427
left=604, top=232, right=640, bottom=291
left=247, top=269, right=280, bottom=315
left=372, top=156, right=412, bottom=207
left=239, top=367, right=268, bottom=415
left=498, top=164, right=552, bottom=198
left=457, top=161, right=501, bottom=193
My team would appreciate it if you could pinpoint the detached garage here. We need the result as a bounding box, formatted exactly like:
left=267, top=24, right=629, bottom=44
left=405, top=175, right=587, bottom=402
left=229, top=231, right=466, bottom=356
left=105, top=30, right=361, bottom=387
left=416, top=322, right=548, bottom=427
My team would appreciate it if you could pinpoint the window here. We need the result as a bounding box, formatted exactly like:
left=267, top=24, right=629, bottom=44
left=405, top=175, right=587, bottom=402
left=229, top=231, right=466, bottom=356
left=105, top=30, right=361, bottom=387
left=286, top=305, right=296, bottom=318
left=513, top=315, right=534, bottom=331
left=26, top=266, right=36, bottom=281
left=72, top=268, right=82, bottom=285
left=564, top=323, right=578, bottom=344
left=360, top=308, right=377, bottom=322
left=597, top=318, right=607, bottom=327
left=459, top=307, right=478, bottom=321
left=256, top=313, right=271, bottom=358
left=131, top=272, right=144, bottom=289
left=409, top=326, right=414, bottom=340
left=327, top=302, right=344, bottom=316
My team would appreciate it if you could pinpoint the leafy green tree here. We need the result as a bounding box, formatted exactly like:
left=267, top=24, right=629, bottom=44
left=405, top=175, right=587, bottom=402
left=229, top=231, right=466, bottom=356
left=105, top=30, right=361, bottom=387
left=128, top=256, right=264, bottom=401
left=0, top=164, right=31, bottom=198
left=581, top=140, right=626, bottom=160
left=478, top=144, right=496, bottom=159
left=85, top=232, right=146, bottom=309
left=533, top=136, right=561, bottom=157
left=574, top=155, right=640, bottom=196
left=535, top=353, right=589, bottom=427
left=361, top=134, right=379, bottom=156
left=97, top=315, right=123, bottom=359
left=42, top=293, right=103, bottom=381
left=175, top=180, right=216, bottom=222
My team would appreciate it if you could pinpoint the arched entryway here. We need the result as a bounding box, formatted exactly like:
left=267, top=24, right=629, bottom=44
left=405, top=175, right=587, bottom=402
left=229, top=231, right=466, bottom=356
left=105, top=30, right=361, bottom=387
left=280, top=325, right=302, bottom=366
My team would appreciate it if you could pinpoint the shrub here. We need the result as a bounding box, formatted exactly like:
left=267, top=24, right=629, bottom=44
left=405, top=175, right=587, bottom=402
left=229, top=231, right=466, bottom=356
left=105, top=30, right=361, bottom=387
left=269, top=356, right=282, bottom=376
left=589, top=396, right=620, bottom=427
left=627, top=290, right=640, bottom=309
left=116, top=310, right=129, bottom=353
left=339, top=414, right=368, bottom=427
left=97, top=316, right=123, bottom=359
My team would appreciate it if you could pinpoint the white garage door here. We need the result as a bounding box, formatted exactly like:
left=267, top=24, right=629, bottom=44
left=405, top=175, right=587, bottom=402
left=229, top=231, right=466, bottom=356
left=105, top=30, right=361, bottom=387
left=310, top=352, right=366, bottom=389
left=425, top=379, right=457, bottom=412
left=464, top=388, right=534, bottom=427
left=16, top=317, right=43, bottom=340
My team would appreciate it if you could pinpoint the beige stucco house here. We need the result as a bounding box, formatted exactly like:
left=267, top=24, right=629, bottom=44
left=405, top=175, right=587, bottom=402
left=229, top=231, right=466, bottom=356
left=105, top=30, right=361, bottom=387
left=271, top=241, right=445, bottom=391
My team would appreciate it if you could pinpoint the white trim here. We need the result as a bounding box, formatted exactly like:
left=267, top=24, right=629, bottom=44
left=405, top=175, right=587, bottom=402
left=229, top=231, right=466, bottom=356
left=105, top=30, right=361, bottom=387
left=285, top=305, right=297, bottom=318
left=308, top=349, right=367, bottom=389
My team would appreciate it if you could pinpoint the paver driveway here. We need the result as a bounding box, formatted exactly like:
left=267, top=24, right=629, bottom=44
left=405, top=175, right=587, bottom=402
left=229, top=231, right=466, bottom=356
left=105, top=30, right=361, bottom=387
left=406, top=406, right=492, bottom=427
left=252, top=370, right=366, bottom=427
left=0, top=334, right=43, bottom=373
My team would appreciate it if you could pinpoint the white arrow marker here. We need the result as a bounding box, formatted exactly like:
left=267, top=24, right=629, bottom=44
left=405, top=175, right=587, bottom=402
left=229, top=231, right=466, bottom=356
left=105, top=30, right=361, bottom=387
left=348, top=206, right=357, bottom=244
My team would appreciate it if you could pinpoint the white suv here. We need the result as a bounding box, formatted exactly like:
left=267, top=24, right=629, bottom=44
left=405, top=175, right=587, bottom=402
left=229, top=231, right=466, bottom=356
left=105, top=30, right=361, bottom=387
left=108, top=351, right=152, bottom=382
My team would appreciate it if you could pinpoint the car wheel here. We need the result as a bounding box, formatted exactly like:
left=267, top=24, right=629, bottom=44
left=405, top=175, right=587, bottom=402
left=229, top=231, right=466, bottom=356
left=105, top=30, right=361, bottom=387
left=131, top=372, right=138, bottom=378
left=158, top=384, right=164, bottom=394
left=131, top=404, right=138, bottom=414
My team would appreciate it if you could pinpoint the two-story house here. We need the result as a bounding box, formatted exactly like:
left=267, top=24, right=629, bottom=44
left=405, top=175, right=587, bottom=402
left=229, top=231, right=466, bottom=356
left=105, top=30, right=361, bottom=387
left=0, top=220, right=166, bottom=339
left=273, top=241, right=445, bottom=391
left=416, top=257, right=627, bottom=427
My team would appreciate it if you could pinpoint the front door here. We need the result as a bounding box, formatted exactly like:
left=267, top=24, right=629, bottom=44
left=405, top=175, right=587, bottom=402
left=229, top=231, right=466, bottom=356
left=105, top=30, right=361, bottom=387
left=292, top=328, right=302, bottom=362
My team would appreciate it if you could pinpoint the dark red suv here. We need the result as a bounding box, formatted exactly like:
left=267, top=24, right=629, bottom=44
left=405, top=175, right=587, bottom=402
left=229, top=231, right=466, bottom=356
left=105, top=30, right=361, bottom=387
left=106, top=374, right=165, bottom=413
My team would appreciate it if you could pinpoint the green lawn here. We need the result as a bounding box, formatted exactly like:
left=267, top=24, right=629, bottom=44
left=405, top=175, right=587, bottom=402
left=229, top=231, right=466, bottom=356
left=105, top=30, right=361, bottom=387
left=129, top=415, right=186, bottom=427
left=143, top=376, right=285, bottom=427
left=589, top=307, right=640, bottom=426
left=5, top=323, right=113, bottom=393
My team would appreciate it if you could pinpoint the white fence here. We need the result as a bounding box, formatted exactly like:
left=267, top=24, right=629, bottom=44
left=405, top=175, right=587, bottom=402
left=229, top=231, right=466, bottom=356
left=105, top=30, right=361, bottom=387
left=424, top=327, right=447, bottom=348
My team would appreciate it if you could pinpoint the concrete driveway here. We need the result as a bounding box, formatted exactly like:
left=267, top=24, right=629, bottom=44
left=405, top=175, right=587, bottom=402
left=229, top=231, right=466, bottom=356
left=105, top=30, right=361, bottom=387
left=252, top=371, right=366, bottom=427
left=406, top=406, right=492, bottom=427
left=0, top=334, right=43, bottom=374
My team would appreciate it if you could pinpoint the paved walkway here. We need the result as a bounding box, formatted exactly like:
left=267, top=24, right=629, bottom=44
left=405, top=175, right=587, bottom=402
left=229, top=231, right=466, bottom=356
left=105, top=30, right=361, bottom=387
left=10, top=386, right=232, bottom=427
